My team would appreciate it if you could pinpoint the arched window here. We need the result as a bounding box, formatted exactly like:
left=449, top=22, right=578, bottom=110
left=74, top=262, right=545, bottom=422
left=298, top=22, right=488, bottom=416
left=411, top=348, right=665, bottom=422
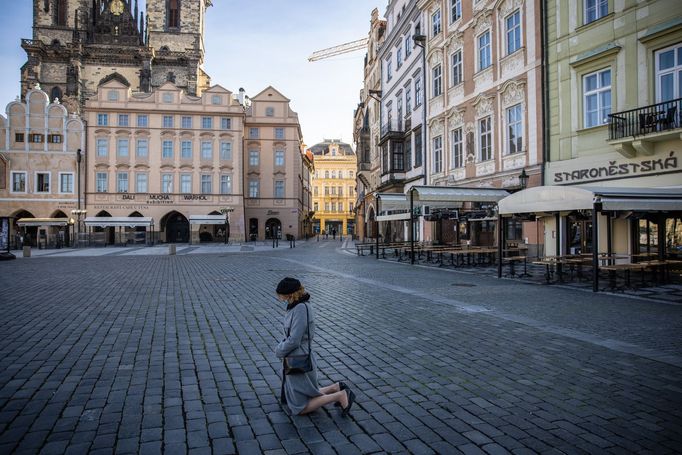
left=50, top=86, right=63, bottom=101
left=55, top=0, right=67, bottom=26
left=167, top=0, right=180, bottom=29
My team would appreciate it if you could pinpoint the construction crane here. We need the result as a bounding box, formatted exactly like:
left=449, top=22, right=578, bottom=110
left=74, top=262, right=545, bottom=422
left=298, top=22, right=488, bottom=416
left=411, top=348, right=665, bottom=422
left=308, top=38, right=368, bottom=62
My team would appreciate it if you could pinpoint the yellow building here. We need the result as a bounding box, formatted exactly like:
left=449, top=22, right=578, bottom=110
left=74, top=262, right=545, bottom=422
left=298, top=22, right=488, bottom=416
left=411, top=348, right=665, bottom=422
left=309, top=140, right=357, bottom=236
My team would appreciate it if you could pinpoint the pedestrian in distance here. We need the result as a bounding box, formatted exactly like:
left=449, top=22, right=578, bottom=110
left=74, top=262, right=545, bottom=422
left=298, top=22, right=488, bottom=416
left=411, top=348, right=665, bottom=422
left=332, top=228, right=337, bottom=240
left=275, top=277, right=355, bottom=416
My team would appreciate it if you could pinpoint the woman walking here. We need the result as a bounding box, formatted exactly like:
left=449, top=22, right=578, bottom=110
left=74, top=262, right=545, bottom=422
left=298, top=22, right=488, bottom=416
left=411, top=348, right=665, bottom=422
left=275, top=277, right=355, bottom=416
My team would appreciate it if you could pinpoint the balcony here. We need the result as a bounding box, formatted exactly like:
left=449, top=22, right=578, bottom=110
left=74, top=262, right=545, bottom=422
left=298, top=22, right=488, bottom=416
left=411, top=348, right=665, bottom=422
left=607, top=98, right=681, bottom=157
left=380, top=119, right=405, bottom=142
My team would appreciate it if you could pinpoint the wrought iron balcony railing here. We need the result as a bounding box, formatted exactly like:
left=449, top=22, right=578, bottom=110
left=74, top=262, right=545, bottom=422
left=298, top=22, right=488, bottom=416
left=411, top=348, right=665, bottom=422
left=380, top=120, right=404, bottom=138
left=608, top=98, right=681, bottom=141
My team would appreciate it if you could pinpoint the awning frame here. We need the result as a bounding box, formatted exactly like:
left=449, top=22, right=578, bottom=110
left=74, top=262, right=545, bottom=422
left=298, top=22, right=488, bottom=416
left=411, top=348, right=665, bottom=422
left=84, top=217, right=154, bottom=228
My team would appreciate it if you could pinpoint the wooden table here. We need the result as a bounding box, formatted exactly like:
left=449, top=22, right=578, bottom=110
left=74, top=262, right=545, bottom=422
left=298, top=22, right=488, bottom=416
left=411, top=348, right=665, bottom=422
left=503, top=255, right=530, bottom=277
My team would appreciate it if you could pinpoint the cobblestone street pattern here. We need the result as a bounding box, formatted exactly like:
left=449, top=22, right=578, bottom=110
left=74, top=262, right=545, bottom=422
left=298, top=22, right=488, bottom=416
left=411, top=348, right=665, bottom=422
left=1, top=240, right=681, bottom=454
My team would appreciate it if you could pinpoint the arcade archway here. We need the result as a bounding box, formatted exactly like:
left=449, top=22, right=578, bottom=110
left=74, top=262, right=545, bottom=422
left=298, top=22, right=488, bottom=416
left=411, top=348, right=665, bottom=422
left=162, top=211, right=189, bottom=243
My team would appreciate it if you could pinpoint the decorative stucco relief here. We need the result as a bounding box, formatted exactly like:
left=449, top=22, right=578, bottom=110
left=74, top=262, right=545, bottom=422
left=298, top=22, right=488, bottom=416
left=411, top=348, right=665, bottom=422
left=502, top=154, right=526, bottom=171
left=446, top=32, right=464, bottom=52
left=429, top=118, right=445, bottom=137
left=500, top=80, right=526, bottom=107
left=473, top=10, right=492, bottom=36
left=428, top=48, right=443, bottom=66
left=499, top=0, right=524, bottom=19
left=474, top=68, right=494, bottom=92
left=475, top=161, right=496, bottom=177
left=449, top=169, right=466, bottom=181
left=430, top=97, right=444, bottom=114
left=500, top=50, right=525, bottom=80
left=448, top=84, right=465, bottom=105
left=447, top=109, right=465, bottom=129
left=473, top=95, right=495, bottom=118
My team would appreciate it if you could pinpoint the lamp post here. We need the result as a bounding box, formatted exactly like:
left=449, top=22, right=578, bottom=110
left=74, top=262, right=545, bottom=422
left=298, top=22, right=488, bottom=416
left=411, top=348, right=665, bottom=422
left=518, top=168, right=529, bottom=190
left=76, top=148, right=82, bottom=246
left=413, top=34, right=427, bottom=184
left=70, top=209, right=87, bottom=247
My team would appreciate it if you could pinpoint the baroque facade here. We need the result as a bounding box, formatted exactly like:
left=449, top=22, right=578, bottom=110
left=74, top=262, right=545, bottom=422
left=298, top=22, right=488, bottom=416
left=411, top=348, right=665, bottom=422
left=21, top=0, right=211, bottom=113
left=0, top=86, right=85, bottom=247
left=354, top=8, right=386, bottom=241
left=84, top=78, right=245, bottom=243
left=243, top=87, right=307, bottom=241
left=309, top=140, right=357, bottom=236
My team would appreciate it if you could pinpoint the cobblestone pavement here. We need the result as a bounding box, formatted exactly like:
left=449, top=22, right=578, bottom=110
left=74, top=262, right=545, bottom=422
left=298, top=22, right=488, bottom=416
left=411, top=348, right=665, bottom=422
left=1, top=239, right=681, bottom=454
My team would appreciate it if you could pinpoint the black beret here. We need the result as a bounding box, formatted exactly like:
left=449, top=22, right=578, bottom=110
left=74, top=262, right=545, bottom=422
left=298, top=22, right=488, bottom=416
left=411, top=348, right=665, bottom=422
left=276, top=277, right=301, bottom=295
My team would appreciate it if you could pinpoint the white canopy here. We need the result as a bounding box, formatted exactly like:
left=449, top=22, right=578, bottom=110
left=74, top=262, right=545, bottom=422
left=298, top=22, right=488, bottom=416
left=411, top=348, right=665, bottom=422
left=84, top=217, right=154, bottom=228
left=409, top=186, right=509, bottom=203
left=376, top=212, right=412, bottom=222
left=498, top=186, right=682, bottom=215
left=17, top=218, right=68, bottom=227
left=375, top=193, right=407, bottom=212
left=189, top=215, right=227, bottom=225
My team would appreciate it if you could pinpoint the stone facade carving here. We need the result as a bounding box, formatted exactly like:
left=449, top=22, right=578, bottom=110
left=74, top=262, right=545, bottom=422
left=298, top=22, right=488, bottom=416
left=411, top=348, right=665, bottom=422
left=501, top=80, right=526, bottom=107
left=499, top=0, right=525, bottom=19
left=473, top=95, right=495, bottom=118
left=501, top=50, right=525, bottom=80
left=502, top=154, right=527, bottom=170
left=447, top=109, right=465, bottom=129
left=476, top=161, right=496, bottom=176
left=474, top=67, right=494, bottom=91
left=473, top=11, right=492, bottom=36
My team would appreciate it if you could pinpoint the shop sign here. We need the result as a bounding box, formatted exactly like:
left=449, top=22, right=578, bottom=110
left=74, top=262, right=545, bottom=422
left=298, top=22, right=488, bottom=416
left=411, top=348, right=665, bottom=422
left=553, top=151, right=679, bottom=184
left=147, top=194, right=174, bottom=205
left=182, top=195, right=210, bottom=201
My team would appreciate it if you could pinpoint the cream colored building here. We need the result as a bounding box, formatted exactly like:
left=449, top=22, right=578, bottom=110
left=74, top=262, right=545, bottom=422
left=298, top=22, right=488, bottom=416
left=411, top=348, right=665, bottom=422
left=243, top=87, right=307, bottom=240
left=84, top=77, right=245, bottom=244
left=354, top=8, right=386, bottom=241
left=310, top=140, right=357, bottom=236
left=417, top=0, right=543, bottom=248
left=544, top=0, right=682, bottom=257
left=0, top=85, right=85, bottom=248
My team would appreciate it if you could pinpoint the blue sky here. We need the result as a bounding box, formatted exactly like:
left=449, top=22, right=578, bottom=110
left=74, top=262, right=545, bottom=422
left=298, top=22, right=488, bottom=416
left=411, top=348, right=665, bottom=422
left=0, top=0, right=382, bottom=147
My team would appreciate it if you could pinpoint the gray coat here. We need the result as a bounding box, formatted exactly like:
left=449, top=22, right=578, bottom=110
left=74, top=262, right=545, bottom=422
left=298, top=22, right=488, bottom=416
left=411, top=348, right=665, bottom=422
left=275, top=302, right=322, bottom=415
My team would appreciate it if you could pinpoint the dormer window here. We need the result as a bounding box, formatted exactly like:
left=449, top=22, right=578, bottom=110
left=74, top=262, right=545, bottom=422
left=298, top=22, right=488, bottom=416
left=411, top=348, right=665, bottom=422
left=266, top=107, right=275, bottom=117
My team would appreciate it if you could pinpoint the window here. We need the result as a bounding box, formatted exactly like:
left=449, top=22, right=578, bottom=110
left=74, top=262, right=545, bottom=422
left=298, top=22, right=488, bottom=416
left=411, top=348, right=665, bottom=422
left=163, top=115, right=174, bottom=128
left=405, top=137, right=412, bottom=171
left=29, top=134, right=44, bottom=143
left=220, top=175, right=232, bottom=194
left=201, top=141, right=212, bottom=160
left=249, top=180, right=259, bottom=198
left=11, top=172, right=26, bottom=192
left=274, top=180, right=285, bottom=198
left=163, top=93, right=173, bottom=103
left=451, top=50, right=463, bottom=85
left=202, top=117, right=213, bottom=129
left=15, top=133, right=24, bottom=143
left=314, top=202, right=319, bottom=211
left=405, top=35, right=412, bottom=57
left=332, top=170, right=337, bottom=179
left=168, top=0, right=180, bottom=28
left=506, top=10, right=521, bottom=55
left=451, top=128, right=463, bottom=168
left=162, top=140, right=173, bottom=159
left=55, top=0, right=67, bottom=26
left=275, top=150, right=285, bottom=166
left=117, top=138, right=129, bottom=157
left=387, top=59, right=393, bottom=81
left=405, top=86, right=412, bottom=112
left=507, top=104, right=523, bottom=154
left=325, top=171, right=329, bottom=179
left=265, top=107, right=275, bottom=117
left=47, top=134, right=62, bottom=143
left=331, top=202, right=337, bottom=212
left=314, top=186, right=319, bottom=196
left=181, top=116, right=192, bottom=129
left=415, top=128, right=422, bottom=167
left=397, top=47, right=403, bottom=68
left=181, top=174, right=192, bottom=193
left=324, top=186, right=329, bottom=195
left=479, top=116, right=492, bottom=161
left=392, top=142, right=404, bottom=171
left=201, top=175, right=212, bottom=194
left=656, top=43, right=682, bottom=102
left=433, top=64, right=442, bottom=97
left=118, top=114, right=129, bottom=127
left=451, top=0, right=461, bottom=23
left=583, top=69, right=611, bottom=128
left=433, top=136, right=443, bottom=173
left=161, top=174, right=173, bottom=193
left=249, top=150, right=259, bottom=166
left=96, top=172, right=108, bottom=193
left=415, top=77, right=422, bottom=107
left=96, top=138, right=108, bottom=157
left=249, top=127, right=259, bottom=139
left=221, top=117, right=231, bottom=130
left=108, top=90, right=119, bottom=101
left=331, top=186, right=336, bottom=195
left=584, top=0, right=608, bottom=24
left=212, top=95, right=222, bottom=105
left=478, top=31, right=491, bottom=70
left=275, top=127, right=285, bottom=139
left=181, top=140, right=192, bottom=159
left=97, top=114, right=108, bottom=126
left=338, top=186, right=344, bottom=196
left=220, top=142, right=232, bottom=160
left=432, top=9, right=441, bottom=36
left=137, top=115, right=148, bottom=127
left=136, top=173, right=148, bottom=193
left=325, top=202, right=330, bottom=212
left=117, top=172, right=129, bottom=193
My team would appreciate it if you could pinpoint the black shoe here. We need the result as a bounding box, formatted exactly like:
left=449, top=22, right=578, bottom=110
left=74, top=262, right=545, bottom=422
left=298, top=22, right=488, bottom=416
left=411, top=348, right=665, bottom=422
left=334, top=382, right=349, bottom=407
left=341, top=389, right=355, bottom=417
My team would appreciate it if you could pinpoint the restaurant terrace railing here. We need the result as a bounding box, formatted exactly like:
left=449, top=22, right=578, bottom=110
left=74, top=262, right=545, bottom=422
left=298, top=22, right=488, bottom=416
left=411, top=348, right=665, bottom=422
left=608, top=97, right=681, bottom=141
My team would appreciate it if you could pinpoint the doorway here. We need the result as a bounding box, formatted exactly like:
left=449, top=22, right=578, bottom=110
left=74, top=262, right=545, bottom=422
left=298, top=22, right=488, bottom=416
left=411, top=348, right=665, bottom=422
left=163, top=211, right=189, bottom=243
left=265, top=218, right=282, bottom=239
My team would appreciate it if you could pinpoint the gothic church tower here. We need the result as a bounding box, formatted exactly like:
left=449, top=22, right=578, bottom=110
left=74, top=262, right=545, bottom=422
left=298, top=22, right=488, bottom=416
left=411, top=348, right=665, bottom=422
left=21, top=0, right=211, bottom=113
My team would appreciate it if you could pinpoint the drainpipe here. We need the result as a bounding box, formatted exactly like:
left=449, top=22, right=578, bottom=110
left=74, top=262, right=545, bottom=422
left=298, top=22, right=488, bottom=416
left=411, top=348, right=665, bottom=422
left=540, top=0, right=549, bottom=186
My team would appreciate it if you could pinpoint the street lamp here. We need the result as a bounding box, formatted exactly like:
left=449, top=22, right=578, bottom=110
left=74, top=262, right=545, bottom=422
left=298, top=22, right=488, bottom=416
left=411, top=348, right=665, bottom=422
left=220, top=208, right=234, bottom=244
left=70, top=209, right=87, bottom=247
left=518, top=168, right=529, bottom=190
left=76, top=148, right=82, bottom=246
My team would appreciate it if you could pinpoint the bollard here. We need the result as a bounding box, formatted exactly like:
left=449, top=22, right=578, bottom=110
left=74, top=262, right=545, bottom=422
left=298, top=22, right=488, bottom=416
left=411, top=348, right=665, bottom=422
left=23, top=246, right=31, bottom=258
left=168, top=244, right=176, bottom=255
